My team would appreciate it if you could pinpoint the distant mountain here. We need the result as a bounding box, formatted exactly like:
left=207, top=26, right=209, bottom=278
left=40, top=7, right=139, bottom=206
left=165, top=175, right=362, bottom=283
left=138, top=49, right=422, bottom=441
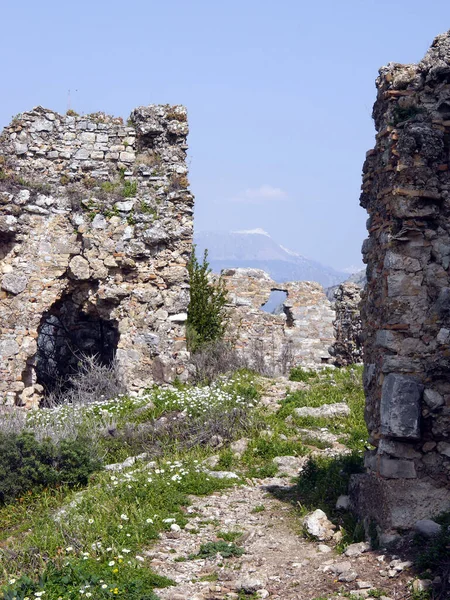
left=194, top=229, right=350, bottom=288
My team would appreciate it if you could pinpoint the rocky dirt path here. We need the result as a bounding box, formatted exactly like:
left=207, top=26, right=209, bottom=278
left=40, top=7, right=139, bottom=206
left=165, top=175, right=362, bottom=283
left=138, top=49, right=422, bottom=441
left=146, top=475, right=412, bottom=600
left=137, top=375, right=415, bottom=600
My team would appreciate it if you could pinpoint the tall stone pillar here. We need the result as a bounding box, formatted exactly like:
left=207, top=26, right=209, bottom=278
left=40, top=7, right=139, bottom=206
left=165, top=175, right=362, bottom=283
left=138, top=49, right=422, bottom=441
left=352, top=32, right=450, bottom=530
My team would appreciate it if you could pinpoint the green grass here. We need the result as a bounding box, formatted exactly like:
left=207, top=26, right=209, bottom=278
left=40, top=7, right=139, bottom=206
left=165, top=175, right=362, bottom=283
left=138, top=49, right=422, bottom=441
left=0, top=367, right=368, bottom=597
left=121, top=180, right=137, bottom=198
left=189, top=541, right=244, bottom=559
left=217, top=530, right=243, bottom=542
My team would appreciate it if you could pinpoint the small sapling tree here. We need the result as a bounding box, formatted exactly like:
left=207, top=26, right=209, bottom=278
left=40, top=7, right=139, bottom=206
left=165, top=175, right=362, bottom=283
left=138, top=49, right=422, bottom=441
left=186, top=247, right=229, bottom=352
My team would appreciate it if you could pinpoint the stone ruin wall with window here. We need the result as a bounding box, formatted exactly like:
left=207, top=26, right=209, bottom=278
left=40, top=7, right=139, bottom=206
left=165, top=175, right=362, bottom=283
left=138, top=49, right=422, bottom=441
left=0, top=105, right=194, bottom=407
left=221, top=268, right=362, bottom=374
left=352, top=32, right=450, bottom=530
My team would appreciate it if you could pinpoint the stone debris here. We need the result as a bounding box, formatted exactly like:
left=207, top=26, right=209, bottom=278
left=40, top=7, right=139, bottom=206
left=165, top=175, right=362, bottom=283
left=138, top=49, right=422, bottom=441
left=336, top=494, right=351, bottom=510
left=303, top=509, right=336, bottom=541
left=414, top=518, right=442, bottom=537
left=147, top=475, right=409, bottom=600
left=294, top=402, right=350, bottom=419
left=345, top=542, right=370, bottom=558
left=272, top=455, right=307, bottom=477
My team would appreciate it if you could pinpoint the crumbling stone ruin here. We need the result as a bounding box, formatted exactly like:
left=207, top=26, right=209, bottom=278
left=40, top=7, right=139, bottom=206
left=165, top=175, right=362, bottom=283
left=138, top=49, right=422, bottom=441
left=353, top=31, right=450, bottom=529
left=0, top=105, right=194, bottom=407
left=222, top=268, right=360, bottom=373
left=331, top=283, right=363, bottom=367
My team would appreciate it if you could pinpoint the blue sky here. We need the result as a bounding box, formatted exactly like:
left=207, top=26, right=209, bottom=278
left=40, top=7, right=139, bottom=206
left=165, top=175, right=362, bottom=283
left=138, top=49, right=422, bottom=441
left=1, top=1, right=450, bottom=270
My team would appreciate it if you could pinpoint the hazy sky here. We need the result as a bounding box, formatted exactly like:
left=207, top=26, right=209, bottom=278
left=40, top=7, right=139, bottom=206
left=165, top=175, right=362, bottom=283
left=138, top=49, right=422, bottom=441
left=1, top=1, right=450, bottom=270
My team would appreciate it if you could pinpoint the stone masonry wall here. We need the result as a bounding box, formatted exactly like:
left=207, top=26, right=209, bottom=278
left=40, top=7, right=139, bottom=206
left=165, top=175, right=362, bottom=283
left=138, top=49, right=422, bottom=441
left=0, top=105, right=194, bottom=406
left=331, top=283, right=363, bottom=367
left=354, top=32, right=450, bottom=529
left=221, top=268, right=336, bottom=374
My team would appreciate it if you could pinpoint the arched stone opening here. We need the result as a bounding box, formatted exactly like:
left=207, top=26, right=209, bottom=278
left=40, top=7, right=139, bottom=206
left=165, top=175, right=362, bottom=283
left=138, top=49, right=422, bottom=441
left=35, top=291, right=120, bottom=396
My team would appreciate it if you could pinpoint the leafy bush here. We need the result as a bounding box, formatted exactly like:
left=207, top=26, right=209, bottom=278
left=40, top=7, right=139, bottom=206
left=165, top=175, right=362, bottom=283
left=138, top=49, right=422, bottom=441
left=187, top=248, right=229, bottom=352
left=0, top=432, right=101, bottom=504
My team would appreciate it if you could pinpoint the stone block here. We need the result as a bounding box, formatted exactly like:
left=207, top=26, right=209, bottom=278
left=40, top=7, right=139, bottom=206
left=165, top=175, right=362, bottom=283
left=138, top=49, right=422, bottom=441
left=380, top=374, right=423, bottom=439
left=423, top=388, right=444, bottom=410
left=1, top=273, right=28, bottom=295
left=68, top=255, right=90, bottom=280
left=350, top=473, right=450, bottom=530
left=378, top=455, right=417, bottom=479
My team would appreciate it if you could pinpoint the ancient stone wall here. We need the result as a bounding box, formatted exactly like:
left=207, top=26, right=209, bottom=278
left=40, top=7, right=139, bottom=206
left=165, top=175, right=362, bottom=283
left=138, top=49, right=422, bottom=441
left=0, top=105, right=194, bottom=406
left=331, top=283, right=363, bottom=367
left=221, top=268, right=336, bottom=373
left=354, top=32, right=450, bottom=529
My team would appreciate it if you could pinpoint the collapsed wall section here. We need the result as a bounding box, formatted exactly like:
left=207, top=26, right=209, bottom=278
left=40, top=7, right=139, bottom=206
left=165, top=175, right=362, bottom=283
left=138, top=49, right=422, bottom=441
left=222, top=268, right=336, bottom=373
left=0, top=105, right=194, bottom=406
left=355, top=32, right=450, bottom=529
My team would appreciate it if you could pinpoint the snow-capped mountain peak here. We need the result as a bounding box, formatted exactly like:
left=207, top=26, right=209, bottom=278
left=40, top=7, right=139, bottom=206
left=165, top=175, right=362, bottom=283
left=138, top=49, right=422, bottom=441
left=194, top=230, right=350, bottom=288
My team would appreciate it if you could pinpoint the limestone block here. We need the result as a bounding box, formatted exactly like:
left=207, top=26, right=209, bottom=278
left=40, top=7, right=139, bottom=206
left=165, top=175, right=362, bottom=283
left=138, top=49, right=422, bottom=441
left=378, top=455, right=417, bottom=479
left=0, top=215, right=17, bottom=234
left=380, top=374, right=423, bottom=439
left=294, top=402, right=350, bottom=419
left=74, top=148, right=90, bottom=160
left=92, top=214, right=107, bottom=229
left=415, top=519, right=442, bottom=537
left=423, top=388, right=444, bottom=410
left=379, top=439, right=421, bottom=459
left=142, top=225, right=170, bottom=246
left=0, top=339, right=19, bottom=357
left=303, top=509, right=335, bottom=541
left=1, top=273, right=28, bottom=294
left=14, top=142, right=28, bottom=155
left=68, top=255, right=90, bottom=280
left=30, top=118, right=53, bottom=132
left=114, top=200, right=134, bottom=212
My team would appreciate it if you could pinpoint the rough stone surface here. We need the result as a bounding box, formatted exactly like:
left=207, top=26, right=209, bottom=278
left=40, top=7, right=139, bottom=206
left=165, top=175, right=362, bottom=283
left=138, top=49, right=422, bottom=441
left=0, top=105, right=193, bottom=405
left=356, top=30, right=450, bottom=525
left=303, top=509, right=336, bottom=541
left=294, top=402, right=350, bottom=419
left=331, top=282, right=363, bottom=366
left=414, top=519, right=442, bottom=537
left=222, top=268, right=336, bottom=374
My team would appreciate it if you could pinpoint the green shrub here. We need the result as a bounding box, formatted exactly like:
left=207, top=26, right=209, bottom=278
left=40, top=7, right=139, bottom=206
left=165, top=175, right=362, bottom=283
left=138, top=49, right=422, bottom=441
left=190, top=541, right=244, bottom=559
left=391, top=105, right=424, bottom=126
left=187, top=247, right=229, bottom=351
left=0, top=432, right=101, bottom=504
left=289, top=367, right=318, bottom=382
left=121, top=180, right=137, bottom=198
left=295, top=452, right=364, bottom=513
left=1, top=557, right=173, bottom=600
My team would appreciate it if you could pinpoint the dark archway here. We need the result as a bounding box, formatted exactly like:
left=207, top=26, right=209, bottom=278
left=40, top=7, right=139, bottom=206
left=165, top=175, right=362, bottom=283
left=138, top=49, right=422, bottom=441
left=36, top=292, right=120, bottom=394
